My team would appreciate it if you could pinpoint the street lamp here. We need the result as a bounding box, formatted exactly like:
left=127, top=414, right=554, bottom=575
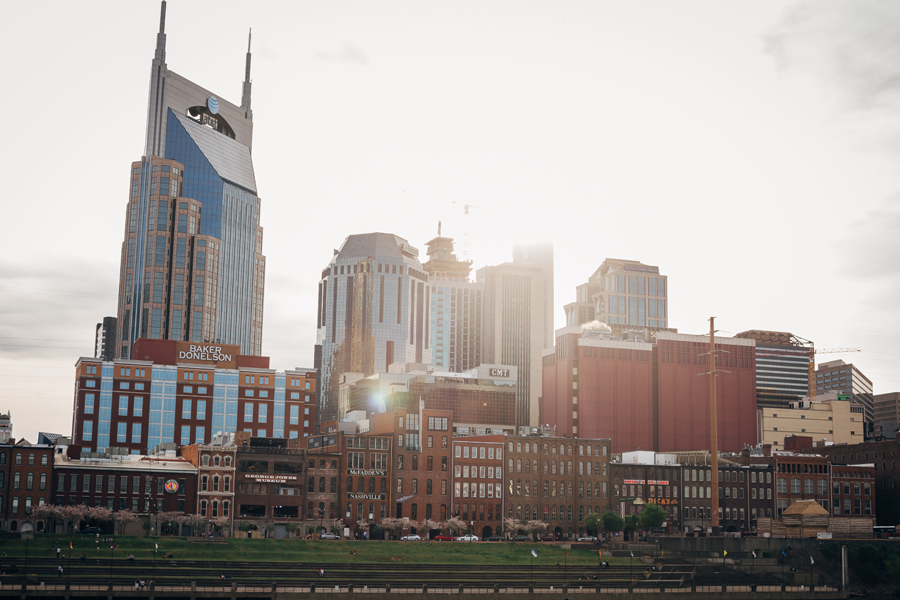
left=470, top=521, right=474, bottom=544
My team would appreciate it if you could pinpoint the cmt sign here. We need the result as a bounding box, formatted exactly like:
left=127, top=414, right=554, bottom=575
left=175, top=342, right=239, bottom=369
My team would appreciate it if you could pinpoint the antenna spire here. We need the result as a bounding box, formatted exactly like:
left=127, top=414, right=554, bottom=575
left=241, top=28, right=252, bottom=113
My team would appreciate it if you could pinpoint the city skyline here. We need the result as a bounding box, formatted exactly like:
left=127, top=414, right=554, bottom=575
left=2, top=1, right=900, bottom=442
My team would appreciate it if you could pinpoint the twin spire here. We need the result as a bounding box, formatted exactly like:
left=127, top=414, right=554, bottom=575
left=155, top=1, right=253, bottom=113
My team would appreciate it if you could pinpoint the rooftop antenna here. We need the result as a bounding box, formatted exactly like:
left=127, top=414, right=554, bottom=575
left=438, top=221, right=441, bottom=237
left=241, top=28, right=253, bottom=115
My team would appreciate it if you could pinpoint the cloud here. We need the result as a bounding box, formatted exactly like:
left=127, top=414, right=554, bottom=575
left=763, top=1, right=900, bottom=112
left=313, top=42, right=370, bottom=66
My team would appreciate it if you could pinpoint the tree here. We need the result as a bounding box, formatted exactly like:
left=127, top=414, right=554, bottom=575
left=444, top=517, right=466, bottom=536
left=584, top=512, right=601, bottom=536
left=380, top=517, right=406, bottom=540
left=59, top=505, right=89, bottom=533
left=113, top=510, right=138, bottom=535
left=284, top=522, right=299, bottom=537
left=503, top=517, right=523, bottom=536
left=32, top=504, right=60, bottom=533
left=525, top=520, right=548, bottom=539
left=639, top=501, right=667, bottom=531
left=624, top=514, right=641, bottom=541
left=419, top=519, right=442, bottom=536
left=86, top=506, right=113, bottom=526
left=602, top=510, right=624, bottom=536
left=155, top=512, right=183, bottom=535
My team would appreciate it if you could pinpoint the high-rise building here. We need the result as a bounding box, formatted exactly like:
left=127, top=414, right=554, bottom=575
left=116, top=2, right=265, bottom=359
left=478, top=246, right=552, bottom=429
left=563, top=259, right=668, bottom=334
left=94, top=317, right=117, bottom=361
left=815, top=360, right=874, bottom=426
left=734, top=330, right=813, bottom=409
left=422, top=235, right=482, bottom=372
left=314, top=233, right=432, bottom=426
left=873, top=392, right=900, bottom=439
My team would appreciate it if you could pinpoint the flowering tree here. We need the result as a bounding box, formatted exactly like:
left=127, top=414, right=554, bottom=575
left=445, top=516, right=467, bottom=536
left=525, top=520, right=548, bottom=539
left=380, top=517, right=405, bottom=540
left=32, top=504, right=61, bottom=532
left=503, top=517, right=523, bottom=536
left=419, top=519, right=442, bottom=536
left=155, top=511, right=183, bottom=535
left=58, top=505, right=89, bottom=533
left=87, top=506, right=113, bottom=525
left=113, top=510, right=138, bottom=535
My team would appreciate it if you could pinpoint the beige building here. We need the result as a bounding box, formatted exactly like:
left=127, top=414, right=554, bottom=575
left=758, top=393, right=865, bottom=450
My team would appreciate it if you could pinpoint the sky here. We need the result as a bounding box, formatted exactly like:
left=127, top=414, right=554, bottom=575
left=1, top=0, right=899, bottom=443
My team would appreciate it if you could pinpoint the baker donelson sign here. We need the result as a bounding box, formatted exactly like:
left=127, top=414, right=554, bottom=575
left=175, top=342, right=239, bottom=369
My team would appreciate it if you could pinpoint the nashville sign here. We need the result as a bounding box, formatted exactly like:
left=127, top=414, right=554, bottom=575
left=348, top=493, right=385, bottom=501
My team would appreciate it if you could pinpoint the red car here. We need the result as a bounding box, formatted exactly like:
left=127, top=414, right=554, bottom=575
left=433, top=534, right=455, bottom=541
left=540, top=535, right=558, bottom=542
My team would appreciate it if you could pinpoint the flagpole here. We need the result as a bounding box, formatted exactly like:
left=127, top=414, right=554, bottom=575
left=67, top=542, right=71, bottom=588
left=530, top=553, right=533, bottom=585
left=565, top=550, right=567, bottom=586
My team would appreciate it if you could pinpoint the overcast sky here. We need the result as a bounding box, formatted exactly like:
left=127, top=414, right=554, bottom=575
left=2, top=1, right=899, bottom=443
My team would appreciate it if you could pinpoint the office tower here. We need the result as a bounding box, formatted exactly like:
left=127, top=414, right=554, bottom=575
left=734, top=330, right=813, bottom=408
left=478, top=245, right=552, bottom=428
left=873, top=392, right=900, bottom=439
left=314, top=233, right=432, bottom=427
left=815, top=360, right=875, bottom=426
left=72, top=339, right=316, bottom=453
left=94, top=317, right=117, bottom=361
left=422, top=235, right=482, bottom=372
left=115, top=2, right=265, bottom=359
left=563, top=259, right=668, bottom=333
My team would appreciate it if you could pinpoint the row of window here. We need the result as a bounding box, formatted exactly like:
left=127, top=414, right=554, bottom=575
left=56, top=474, right=184, bottom=496
left=508, top=441, right=608, bottom=457
left=508, top=503, right=605, bottom=523
left=396, top=478, right=449, bottom=496
left=0, top=452, right=48, bottom=466
left=509, top=459, right=608, bottom=477
left=454, top=465, right=501, bottom=479
left=396, top=454, right=447, bottom=472
left=0, top=472, right=47, bottom=491
left=509, top=479, right=608, bottom=499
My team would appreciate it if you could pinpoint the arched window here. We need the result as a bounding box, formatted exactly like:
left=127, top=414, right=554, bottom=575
left=25, top=473, right=33, bottom=491
left=39, top=473, right=46, bottom=491
left=202, top=455, right=210, bottom=466
left=579, top=461, right=584, bottom=475
left=200, top=500, right=208, bottom=517
left=212, top=500, right=219, bottom=517
left=0, top=452, right=5, bottom=464
left=27, top=454, right=34, bottom=466
left=516, top=442, right=522, bottom=453
left=602, top=445, right=608, bottom=457
left=586, top=461, right=592, bottom=476
left=214, top=455, right=220, bottom=466
left=224, top=476, right=231, bottom=492
left=308, top=476, right=315, bottom=492
left=213, top=476, right=220, bottom=491
left=516, top=459, right=522, bottom=473
left=223, top=501, right=230, bottom=517
left=381, top=477, right=387, bottom=493
left=14, top=453, right=21, bottom=466
left=551, top=461, right=557, bottom=475
left=508, top=442, right=514, bottom=452
left=567, top=461, right=573, bottom=475
left=224, top=456, right=232, bottom=467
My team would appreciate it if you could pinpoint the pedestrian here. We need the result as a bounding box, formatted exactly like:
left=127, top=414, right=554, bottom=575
left=56, top=547, right=61, bottom=559
left=318, top=568, right=324, bottom=577
left=57, top=565, right=63, bottom=577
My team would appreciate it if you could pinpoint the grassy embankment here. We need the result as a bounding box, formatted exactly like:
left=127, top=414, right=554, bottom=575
left=0, top=536, right=625, bottom=566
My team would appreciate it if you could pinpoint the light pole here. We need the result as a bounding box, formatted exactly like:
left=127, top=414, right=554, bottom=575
left=470, top=521, right=474, bottom=544
left=108, top=545, right=114, bottom=587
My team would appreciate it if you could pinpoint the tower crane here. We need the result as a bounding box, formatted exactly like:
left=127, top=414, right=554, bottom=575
left=808, top=346, right=860, bottom=402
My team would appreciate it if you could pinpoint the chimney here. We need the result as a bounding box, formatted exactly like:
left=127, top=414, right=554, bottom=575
left=763, top=444, right=772, bottom=457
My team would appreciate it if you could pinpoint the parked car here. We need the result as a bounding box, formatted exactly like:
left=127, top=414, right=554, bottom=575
left=400, top=534, right=422, bottom=541
left=319, top=532, right=339, bottom=540
left=78, top=527, right=102, bottom=535
left=540, top=535, right=558, bottom=542
left=511, top=534, right=530, bottom=542
left=577, top=536, right=598, bottom=543
left=485, top=535, right=503, bottom=542
left=433, top=534, right=455, bottom=541
left=456, top=534, right=479, bottom=542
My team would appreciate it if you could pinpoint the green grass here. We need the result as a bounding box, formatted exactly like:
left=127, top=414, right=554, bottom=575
left=0, top=536, right=635, bottom=566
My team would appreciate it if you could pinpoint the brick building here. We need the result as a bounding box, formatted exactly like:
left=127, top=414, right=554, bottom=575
left=542, top=327, right=757, bottom=454
left=451, top=435, right=504, bottom=538
left=504, top=434, right=611, bottom=539
left=181, top=441, right=237, bottom=528
left=369, top=408, right=450, bottom=533
left=0, top=442, right=54, bottom=533
left=233, top=437, right=305, bottom=523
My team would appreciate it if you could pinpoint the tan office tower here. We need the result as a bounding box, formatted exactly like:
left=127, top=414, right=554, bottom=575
left=116, top=2, right=265, bottom=358
left=478, top=244, right=553, bottom=429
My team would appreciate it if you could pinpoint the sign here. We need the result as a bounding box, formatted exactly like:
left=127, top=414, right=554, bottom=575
left=348, top=493, right=385, bottom=501
left=623, top=264, right=659, bottom=274
left=247, top=474, right=298, bottom=484
left=623, top=480, right=645, bottom=485
left=175, top=342, right=238, bottom=369
left=654, top=498, right=679, bottom=505
left=207, top=96, right=219, bottom=115
left=490, top=368, right=510, bottom=377
left=817, top=532, right=833, bottom=540
left=647, top=480, right=669, bottom=486
left=164, top=480, right=179, bottom=494
left=347, top=469, right=386, bottom=477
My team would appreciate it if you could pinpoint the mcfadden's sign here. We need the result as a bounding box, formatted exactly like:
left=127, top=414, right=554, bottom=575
left=175, top=342, right=239, bottom=369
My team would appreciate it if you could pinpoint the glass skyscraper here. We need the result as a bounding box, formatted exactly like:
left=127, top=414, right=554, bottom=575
left=315, top=233, right=433, bottom=426
left=115, top=1, right=265, bottom=359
